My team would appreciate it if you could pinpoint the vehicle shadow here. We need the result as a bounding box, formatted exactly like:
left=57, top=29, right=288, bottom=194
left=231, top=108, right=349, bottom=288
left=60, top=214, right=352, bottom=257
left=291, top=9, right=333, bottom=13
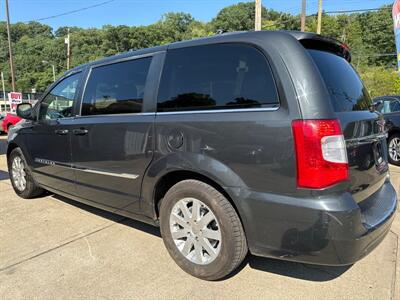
left=52, top=194, right=350, bottom=282
left=0, top=170, right=9, bottom=181
left=52, top=194, right=161, bottom=237
left=239, top=255, right=351, bottom=282
left=0, top=136, right=7, bottom=155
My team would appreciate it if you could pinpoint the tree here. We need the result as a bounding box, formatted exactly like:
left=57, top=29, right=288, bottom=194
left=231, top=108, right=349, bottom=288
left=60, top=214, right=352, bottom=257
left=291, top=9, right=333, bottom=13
left=211, top=2, right=262, bottom=32
left=359, top=67, right=399, bottom=97
left=160, top=12, right=194, bottom=40
left=54, top=26, right=82, bottom=38
left=357, top=6, right=396, bottom=67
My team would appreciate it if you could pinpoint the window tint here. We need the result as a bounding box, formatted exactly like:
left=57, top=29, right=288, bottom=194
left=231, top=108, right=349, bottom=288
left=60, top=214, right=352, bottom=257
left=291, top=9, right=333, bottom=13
left=375, top=101, right=384, bottom=113
left=390, top=100, right=400, bottom=113
left=157, top=44, right=279, bottom=112
left=82, top=58, right=151, bottom=115
left=307, top=49, right=371, bottom=112
left=39, top=72, right=81, bottom=121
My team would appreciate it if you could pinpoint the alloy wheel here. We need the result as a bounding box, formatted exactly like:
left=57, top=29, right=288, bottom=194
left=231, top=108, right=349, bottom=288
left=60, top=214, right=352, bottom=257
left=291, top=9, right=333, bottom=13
left=389, top=137, right=400, bottom=162
left=169, top=197, right=221, bottom=265
left=11, top=156, right=26, bottom=191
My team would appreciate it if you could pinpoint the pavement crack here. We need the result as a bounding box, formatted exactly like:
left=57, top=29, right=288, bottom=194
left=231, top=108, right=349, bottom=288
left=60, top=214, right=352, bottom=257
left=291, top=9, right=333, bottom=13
left=390, top=230, right=399, bottom=300
left=0, top=217, right=126, bottom=273
left=84, top=237, right=96, bottom=261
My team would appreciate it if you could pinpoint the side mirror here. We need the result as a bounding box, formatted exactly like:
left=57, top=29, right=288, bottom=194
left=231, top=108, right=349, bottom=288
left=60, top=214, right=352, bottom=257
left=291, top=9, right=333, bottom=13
left=369, top=101, right=381, bottom=113
left=16, top=103, right=34, bottom=120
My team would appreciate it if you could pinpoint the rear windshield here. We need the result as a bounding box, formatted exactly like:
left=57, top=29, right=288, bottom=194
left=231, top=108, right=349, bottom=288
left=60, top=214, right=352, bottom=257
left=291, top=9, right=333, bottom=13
left=307, top=49, right=371, bottom=112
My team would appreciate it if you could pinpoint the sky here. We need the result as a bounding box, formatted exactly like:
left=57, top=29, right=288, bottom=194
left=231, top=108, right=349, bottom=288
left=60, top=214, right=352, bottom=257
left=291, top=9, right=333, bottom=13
left=0, top=0, right=395, bottom=30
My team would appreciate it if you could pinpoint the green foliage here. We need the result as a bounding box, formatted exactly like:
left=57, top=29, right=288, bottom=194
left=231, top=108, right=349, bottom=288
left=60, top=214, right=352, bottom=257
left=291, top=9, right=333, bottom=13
left=0, top=3, right=397, bottom=95
left=356, top=7, right=395, bottom=67
left=211, top=2, right=260, bottom=32
left=358, top=67, right=400, bottom=98
left=395, top=76, right=400, bottom=94
left=210, top=2, right=298, bottom=32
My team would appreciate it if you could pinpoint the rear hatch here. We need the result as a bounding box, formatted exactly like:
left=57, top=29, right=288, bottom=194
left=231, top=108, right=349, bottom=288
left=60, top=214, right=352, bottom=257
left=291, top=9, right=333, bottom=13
left=305, top=41, right=388, bottom=202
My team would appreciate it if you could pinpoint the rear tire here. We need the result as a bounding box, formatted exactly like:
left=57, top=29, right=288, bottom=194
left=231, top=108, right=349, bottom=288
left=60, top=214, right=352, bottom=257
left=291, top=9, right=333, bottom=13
left=8, top=148, right=45, bottom=198
left=388, top=133, right=400, bottom=166
left=159, top=179, right=248, bottom=280
left=7, top=124, right=12, bottom=133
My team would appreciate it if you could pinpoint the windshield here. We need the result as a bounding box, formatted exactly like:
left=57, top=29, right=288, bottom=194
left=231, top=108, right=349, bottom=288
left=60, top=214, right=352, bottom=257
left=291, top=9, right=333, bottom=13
left=307, top=49, right=371, bottom=112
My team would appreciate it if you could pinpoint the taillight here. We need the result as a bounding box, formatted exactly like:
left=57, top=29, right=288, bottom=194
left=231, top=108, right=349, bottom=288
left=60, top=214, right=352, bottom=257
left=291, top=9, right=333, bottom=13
left=341, top=43, right=350, bottom=51
left=292, top=119, right=349, bottom=189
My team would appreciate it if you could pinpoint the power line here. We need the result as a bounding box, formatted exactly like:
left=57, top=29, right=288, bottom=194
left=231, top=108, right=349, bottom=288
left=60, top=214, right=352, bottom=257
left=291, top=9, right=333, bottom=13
left=263, top=6, right=394, bottom=30
left=324, top=6, right=392, bottom=14
left=21, top=1, right=393, bottom=25
left=24, top=0, right=116, bottom=22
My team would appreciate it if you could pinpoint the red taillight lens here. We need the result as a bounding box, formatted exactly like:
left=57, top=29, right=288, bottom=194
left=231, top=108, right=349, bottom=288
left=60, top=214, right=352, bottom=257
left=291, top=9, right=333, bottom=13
left=292, top=119, right=349, bottom=189
left=341, top=43, right=350, bottom=51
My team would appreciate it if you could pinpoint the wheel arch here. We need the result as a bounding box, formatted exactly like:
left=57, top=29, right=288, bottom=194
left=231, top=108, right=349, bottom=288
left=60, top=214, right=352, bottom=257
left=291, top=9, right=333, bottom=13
left=6, top=142, right=19, bottom=159
left=152, top=170, right=240, bottom=220
left=388, top=128, right=400, bottom=138
left=7, top=142, right=34, bottom=169
left=141, top=153, right=248, bottom=220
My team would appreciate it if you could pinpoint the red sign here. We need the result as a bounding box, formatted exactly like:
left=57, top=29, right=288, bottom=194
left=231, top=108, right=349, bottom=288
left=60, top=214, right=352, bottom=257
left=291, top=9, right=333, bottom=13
left=8, top=92, right=22, bottom=113
left=394, top=0, right=400, bottom=29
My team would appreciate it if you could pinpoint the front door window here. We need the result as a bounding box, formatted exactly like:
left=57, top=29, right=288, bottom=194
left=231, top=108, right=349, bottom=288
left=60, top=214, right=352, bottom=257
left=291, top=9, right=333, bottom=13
left=39, top=73, right=81, bottom=121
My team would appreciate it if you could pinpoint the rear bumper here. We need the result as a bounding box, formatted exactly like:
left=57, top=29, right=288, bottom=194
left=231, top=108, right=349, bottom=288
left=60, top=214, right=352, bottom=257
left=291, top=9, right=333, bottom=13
left=227, top=179, right=397, bottom=266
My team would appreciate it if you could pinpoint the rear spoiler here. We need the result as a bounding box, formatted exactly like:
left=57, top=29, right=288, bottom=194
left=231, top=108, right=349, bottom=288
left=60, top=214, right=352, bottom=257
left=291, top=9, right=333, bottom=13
left=286, top=32, right=352, bottom=63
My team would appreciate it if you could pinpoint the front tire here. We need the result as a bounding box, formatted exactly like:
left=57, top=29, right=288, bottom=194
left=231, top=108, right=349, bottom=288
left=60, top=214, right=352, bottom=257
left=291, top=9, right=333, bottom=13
left=159, top=179, right=248, bottom=280
left=8, top=148, right=45, bottom=198
left=388, top=133, right=400, bottom=166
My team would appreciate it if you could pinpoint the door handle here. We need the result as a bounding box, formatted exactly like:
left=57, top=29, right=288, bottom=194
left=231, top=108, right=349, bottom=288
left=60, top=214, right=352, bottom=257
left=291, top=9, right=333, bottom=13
left=73, top=128, right=89, bottom=136
left=54, top=129, right=69, bottom=135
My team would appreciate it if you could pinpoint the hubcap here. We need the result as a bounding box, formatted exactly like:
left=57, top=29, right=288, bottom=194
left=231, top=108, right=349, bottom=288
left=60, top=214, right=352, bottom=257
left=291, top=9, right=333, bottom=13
left=389, top=137, right=400, bottom=162
left=169, top=198, right=221, bottom=265
left=11, top=156, right=26, bottom=191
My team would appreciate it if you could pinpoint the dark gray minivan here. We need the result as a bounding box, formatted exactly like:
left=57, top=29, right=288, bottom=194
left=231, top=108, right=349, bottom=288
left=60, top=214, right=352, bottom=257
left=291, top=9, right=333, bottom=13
left=8, top=31, right=397, bottom=280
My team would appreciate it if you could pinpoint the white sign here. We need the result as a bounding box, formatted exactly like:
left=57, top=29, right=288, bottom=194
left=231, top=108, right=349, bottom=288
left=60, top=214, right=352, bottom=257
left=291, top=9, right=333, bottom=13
left=8, top=92, right=22, bottom=113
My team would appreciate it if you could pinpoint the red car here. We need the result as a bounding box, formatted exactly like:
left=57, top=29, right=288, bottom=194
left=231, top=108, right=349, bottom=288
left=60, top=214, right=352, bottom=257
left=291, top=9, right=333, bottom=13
left=1, top=113, right=22, bottom=133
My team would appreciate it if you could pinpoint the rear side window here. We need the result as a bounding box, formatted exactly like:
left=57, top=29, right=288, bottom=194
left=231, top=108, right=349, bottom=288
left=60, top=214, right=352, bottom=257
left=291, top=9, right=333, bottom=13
left=308, top=49, right=371, bottom=112
left=82, top=57, right=151, bottom=116
left=390, top=100, right=400, bottom=112
left=157, top=43, right=279, bottom=112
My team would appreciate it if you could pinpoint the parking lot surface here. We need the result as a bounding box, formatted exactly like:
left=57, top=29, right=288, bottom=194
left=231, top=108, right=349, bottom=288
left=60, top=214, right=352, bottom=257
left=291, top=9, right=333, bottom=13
left=0, top=134, right=399, bottom=300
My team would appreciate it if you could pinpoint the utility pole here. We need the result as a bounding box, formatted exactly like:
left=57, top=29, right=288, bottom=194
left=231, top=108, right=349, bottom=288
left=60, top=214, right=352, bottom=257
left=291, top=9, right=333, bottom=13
left=255, top=0, right=262, bottom=31
left=66, top=28, right=71, bottom=70
left=317, top=0, right=323, bottom=34
left=301, top=0, right=306, bottom=32
left=5, top=0, right=16, bottom=91
left=52, top=64, right=56, bottom=82
left=1, top=72, right=6, bottom=111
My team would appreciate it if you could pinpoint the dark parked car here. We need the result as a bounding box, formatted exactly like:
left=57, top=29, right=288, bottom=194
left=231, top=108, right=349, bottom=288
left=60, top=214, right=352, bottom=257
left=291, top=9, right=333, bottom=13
left=0, top=112, right=5, bottom=133
left=7, top=31, right=397, bottom=280
left=373, top=95, right=400, bottom=166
